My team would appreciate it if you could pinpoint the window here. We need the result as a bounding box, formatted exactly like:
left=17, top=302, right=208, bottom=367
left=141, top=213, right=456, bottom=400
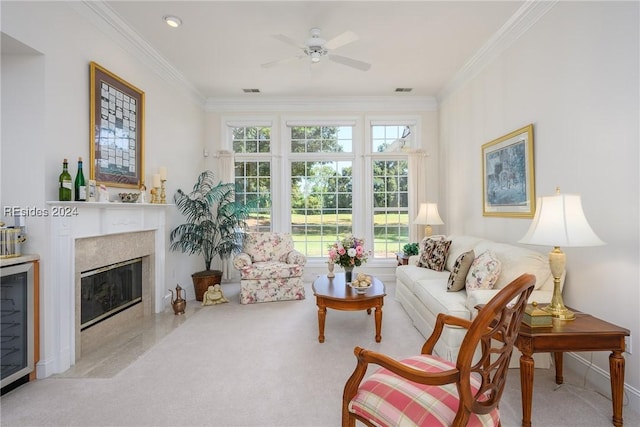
left=289, top=125, right=353, bottom=257
left=231, top=126, right=272, bottom=231
left=370, top=124, right=411, bottom=257
left=227, top=117, right=418, bottom=262
left=232, top=126, right=271, bottom=153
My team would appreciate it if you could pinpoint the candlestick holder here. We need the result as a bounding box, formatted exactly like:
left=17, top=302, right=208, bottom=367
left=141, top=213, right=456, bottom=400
left=150, top=187, right=160, bottom=204
left=161, top=180, right=167, bottom=204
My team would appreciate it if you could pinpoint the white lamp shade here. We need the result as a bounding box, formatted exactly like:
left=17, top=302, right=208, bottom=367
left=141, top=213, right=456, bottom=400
left=519, top=194, right=604, bottom=247
left=413, top=203, right=444, bottom=225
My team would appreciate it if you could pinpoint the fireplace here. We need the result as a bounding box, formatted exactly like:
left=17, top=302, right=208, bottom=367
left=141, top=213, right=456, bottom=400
left=75, top=231, right=154, bottom=358
left=80, top=258, right=143, bottom=330
left=45, top=202, right=168, bottom=378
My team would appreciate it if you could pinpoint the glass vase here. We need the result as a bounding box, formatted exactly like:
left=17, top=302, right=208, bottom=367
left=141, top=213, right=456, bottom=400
left=344, top=266, right=354, bottom=283
left=327, top=260, right=335, bottom=278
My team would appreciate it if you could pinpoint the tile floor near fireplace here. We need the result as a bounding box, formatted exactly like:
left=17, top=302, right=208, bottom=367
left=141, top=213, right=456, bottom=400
left=56, top=304, right=201, bottom=378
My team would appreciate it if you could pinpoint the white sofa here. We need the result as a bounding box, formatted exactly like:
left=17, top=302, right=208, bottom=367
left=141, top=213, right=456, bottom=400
left=396, top=235, right=561, bottom=367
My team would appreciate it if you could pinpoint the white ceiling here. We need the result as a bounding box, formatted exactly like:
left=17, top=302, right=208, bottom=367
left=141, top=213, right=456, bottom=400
left=104, top=1, right=525, bottom=100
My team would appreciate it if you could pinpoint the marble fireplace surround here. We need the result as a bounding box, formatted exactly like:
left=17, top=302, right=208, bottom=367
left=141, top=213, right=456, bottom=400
left=75, top=231, right=154, bottom=360
left=44, top=202, right=167, bottom=378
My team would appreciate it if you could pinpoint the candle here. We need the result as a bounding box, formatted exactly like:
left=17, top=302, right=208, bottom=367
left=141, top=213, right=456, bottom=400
left=153, top=174, right=161, bottom=188
left=159, top=166, right=167, bottom=181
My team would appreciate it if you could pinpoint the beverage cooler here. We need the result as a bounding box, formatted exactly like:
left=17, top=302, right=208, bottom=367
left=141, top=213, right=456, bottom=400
left=1, top=257, right=38, bottom=394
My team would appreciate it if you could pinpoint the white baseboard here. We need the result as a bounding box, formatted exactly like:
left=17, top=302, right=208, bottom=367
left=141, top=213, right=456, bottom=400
left=565, top=352, right=640, bottom=417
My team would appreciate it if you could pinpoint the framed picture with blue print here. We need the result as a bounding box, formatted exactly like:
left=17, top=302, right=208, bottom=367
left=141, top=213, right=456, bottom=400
left=482, top=124, right=535, bottom=218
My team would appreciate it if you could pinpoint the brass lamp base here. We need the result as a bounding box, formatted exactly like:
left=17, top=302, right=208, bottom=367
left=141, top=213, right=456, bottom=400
left=542, top=302, right=575, bottom=320
left=544, top=247, right=575, bottom=320
left=424, top=225, right=433, bottom=237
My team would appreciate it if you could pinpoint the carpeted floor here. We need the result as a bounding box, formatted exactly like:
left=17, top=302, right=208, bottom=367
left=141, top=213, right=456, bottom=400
left=1, top=281, right=638, bottom=426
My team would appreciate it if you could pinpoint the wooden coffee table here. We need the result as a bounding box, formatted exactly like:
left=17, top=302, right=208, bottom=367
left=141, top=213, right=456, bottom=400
left=312, top=273, right=386, bottom=343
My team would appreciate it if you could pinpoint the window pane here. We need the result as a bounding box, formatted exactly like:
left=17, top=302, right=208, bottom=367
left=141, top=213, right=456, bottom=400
left=232, top=126, right=271, bottom=154
left=289, top=126, right=352, bottom=153
left=234, top=159, right=272, bottom=232
left=372, top=158, right=409, bottom=257
left=371, top=124, right=411, bottom=153
left=291, top=159, right=353, bottom=257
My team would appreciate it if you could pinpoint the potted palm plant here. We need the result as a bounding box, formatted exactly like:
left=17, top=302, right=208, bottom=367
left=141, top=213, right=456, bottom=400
left=170, top=170, right=258, bottom=301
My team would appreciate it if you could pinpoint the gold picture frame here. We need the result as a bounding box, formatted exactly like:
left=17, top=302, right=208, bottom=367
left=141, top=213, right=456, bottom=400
left=482, top=124, right=535, bottom=218
left=89, top=62, right=145, bottom=188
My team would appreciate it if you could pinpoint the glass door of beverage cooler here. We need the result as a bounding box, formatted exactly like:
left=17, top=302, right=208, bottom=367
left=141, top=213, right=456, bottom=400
left=1, top=262, right=34, bottom=390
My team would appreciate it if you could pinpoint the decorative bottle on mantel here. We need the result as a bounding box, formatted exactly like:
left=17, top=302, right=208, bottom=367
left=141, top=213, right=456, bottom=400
left=74, top=157, right=86, bottom=201
left=58, top=158, right=72, bottom=201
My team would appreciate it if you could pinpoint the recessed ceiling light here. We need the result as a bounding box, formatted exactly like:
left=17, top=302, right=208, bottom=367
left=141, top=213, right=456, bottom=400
left=163, top=15, right=182, bottom=28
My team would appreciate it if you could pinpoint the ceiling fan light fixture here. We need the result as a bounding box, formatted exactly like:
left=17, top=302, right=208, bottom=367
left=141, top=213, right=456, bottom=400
left=310, top=51, right=321, bottom=63
left=163, top=15, right=182, bottom=28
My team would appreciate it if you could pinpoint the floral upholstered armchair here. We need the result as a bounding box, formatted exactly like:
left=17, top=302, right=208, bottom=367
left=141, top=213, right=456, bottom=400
left=233, top=232, right=306, bottom=304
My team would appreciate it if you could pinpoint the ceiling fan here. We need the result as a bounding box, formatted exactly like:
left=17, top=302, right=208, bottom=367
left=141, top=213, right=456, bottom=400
left=261, top=28, right=371, bottom=71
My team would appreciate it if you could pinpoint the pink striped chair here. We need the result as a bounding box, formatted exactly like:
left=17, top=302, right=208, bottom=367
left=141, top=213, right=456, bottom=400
left=342, top=274, right=535, bottom=427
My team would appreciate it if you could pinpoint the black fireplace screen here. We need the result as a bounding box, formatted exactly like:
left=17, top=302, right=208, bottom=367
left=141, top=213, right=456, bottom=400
left=80, top=258, right=142, bottom=330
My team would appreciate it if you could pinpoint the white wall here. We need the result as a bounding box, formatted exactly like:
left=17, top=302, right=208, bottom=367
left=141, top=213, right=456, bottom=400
left=1, top=2, right=206, bottom=374
left=439, top=1, right=639, bottom=412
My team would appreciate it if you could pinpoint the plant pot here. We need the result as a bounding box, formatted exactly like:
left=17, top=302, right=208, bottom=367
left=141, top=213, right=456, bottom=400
left=191, top=270, right=223, bottom=301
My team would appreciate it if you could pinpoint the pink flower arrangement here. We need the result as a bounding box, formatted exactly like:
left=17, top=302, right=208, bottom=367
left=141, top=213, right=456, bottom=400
left=328, top=234, right=369, bottom=268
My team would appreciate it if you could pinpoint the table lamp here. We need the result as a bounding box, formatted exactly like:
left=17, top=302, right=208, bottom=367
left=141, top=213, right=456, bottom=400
left=414, top=202, right=444, bottom=237
left=518, top=188, right=604, bottom=320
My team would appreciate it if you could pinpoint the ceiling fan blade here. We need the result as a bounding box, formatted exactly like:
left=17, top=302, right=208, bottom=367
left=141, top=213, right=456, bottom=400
left=324, top=31, right=359, bottom=50
left=328, top=54, right=371, bottom=71
left=271, top=34, right=306, bottom=50
left=261, top=54, right=306, bottom=69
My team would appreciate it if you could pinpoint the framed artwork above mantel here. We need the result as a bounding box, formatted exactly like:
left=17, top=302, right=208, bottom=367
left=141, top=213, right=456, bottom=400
left=89, top=62, right=145, bottom=188
left=482, top=124, right=535, bottom=218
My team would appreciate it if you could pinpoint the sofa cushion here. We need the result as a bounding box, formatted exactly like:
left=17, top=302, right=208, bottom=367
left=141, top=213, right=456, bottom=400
left=447, top=250, right=475, bottom=292
left=444, top=235, right=485, bottom=272
left=473, top=241, right=550, bottom=290
left=396, top=265, right=446, bottom=294
left=414, top=277, right=471, bottom=320
left=465, top=250, right=501, bottom=290
left=417, top=237, right=451, bottom=271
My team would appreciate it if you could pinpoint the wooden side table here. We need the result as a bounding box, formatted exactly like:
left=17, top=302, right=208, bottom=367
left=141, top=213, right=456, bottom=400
left=396, top=252, right=410, bottom=266
left=515, top=310, right=630, bottom=427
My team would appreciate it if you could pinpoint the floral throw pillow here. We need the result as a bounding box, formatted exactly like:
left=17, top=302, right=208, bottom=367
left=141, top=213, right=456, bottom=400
left=447, top=249, right=475, bottom=292
left=417, top=237, right=451, bottom=271
left=465, top=250, right=502, bottom=291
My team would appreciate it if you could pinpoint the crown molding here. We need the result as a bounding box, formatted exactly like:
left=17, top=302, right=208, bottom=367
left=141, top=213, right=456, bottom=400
left=437, top=0, right=558, bottom=104
left=73, top=1, right=554, bottom=113
left=204, top=96, right=438, bottom=113
left=72, top=1, right=436, bottom=114
left=71, top=1, right=206, bottom=107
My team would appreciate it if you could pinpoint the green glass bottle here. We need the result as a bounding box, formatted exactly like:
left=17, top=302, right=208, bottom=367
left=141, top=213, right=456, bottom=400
left=58, top=158, right=72, bottom=201
left=74, top=157, right=86, bottom=201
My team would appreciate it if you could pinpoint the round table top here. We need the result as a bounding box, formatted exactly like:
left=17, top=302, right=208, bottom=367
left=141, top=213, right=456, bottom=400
left=312, top=273, right=385, bottom=301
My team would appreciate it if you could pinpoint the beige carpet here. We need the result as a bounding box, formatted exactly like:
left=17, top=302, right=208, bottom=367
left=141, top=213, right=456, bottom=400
left=1, top=282, right=638, bottom=426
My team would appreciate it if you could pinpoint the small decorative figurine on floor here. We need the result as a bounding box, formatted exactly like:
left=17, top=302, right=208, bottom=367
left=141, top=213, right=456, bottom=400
left=202, top=284, right=229, bottom=306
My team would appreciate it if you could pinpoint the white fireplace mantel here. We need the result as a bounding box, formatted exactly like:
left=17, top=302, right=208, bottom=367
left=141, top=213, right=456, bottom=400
left=42, top=202, right=168, bottom=378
